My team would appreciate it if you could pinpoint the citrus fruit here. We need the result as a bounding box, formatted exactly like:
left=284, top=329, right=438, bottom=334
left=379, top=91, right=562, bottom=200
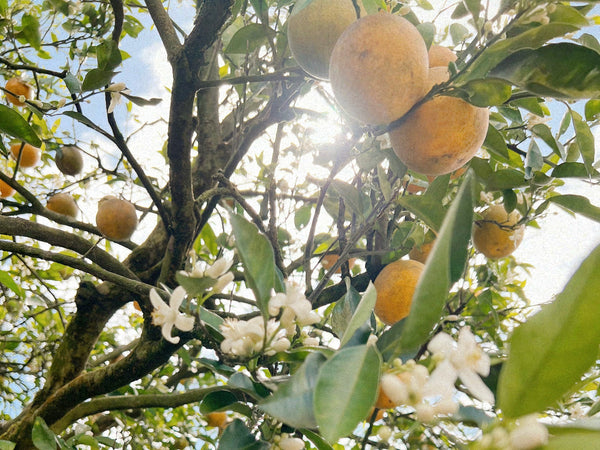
left=47, top=193, right=78, bottom=219
left=329, top=12, right=429, bottom=125
left=206, top=412, right=227, bottom=428
left=472, top=204, right=524, bottom=259
left=389, top=95, right=489, bottom=176
left=321, top=253, right=356, bottom=273
left=0, top=178, right=16, bottom=198
left=375, top=385, right=396, bottom=410
left=5, top=77, right=34, bottom=106
left=55, top=145, right=84, bottom=176
left=409, top=239, right=435, bottom=264
left=428, top=44, right=457, bottom=68
left=10, top=143, right=41, bottom=168
left=287, top=0, right=360, bottom=79
left=374, top=259, right=424, bottom=325
left=96, top=196, right=138, bottom=241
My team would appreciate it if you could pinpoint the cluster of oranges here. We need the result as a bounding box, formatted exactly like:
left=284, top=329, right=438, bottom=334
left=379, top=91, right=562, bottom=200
left=287, top=3, right=525, bottom=326
left=3, top=77, right=138, bottom=241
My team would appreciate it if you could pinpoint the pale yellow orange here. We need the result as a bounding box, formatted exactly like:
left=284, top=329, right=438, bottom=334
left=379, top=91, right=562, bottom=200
left=96, top=196, right=138, bottom=241
left=47, top=193, right=78, bottom=219
left=374, top=259, right=424, bottom=325
left=472, top=204, right=524, bottom=259
left=329, top=12, right=429, bottom=125
left=10, top=143, right=41, bottom=168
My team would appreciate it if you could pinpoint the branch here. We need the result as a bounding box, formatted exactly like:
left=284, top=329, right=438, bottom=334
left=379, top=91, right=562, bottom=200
left=197, top=70, right=305, bottom=90
left=51, top=385, right=237, bottom=433
left=144, top=0, right=182, bottom=60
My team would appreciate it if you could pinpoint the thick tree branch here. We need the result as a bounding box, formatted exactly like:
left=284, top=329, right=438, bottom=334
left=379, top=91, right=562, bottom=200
left=144, top=0, right=182, bottom=60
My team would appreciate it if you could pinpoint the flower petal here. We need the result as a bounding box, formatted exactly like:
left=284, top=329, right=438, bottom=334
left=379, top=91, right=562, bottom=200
left=149, top=288, right=168, bottom=310
left=161, top=322, right=179, bottom=344
left=169, top=286, right=187, bottom=310
left=175, top=315, right=195, bottom=332
left=458, top=368, right=495, bottom=404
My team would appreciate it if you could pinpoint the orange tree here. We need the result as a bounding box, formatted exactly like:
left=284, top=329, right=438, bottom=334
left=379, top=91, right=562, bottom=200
left=1, top=1, right=600, bottom=448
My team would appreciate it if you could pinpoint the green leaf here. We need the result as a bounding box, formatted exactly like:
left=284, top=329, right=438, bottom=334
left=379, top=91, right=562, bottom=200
left=259, top=352, right=327, bottom=429
left=175, top=273, right=217, bottom=297
left=0, top=0, right=7, bottom=16
left=525, top=140, right=543, bottom=179
left=490, top=43, right=600, bottom=99
left=0, top=441, right=16, bottom=450
left=217, top=419, right=269, bottom=450
left=552, top=163, right=599, bottom=179
left=544, top=432, right=600, bottom=450
left=330, top=180, right=371, bottom=219
left=585, top=99, right=600, bottom=121
left=198, top=305, right=224, bottom=335
left=63, top=72, right=81, bottom=95
left=230, top=213, right=279, bottom=316
left=63, top=111, right=100, bottom=132
left=498, top=243, right=600, bottom=418
left=464, top=24, right=579, bottom=80
left=375, top=320, right=408, bottom=362
left=572, top=111, right=595, bottom=174
left=201, top=391, right=239, bottom=413
left=0, top=104, right=42, bottom=147
left=397, top=194, right=447, bottom=232
left=96, top=40, right=122, bottom=71
left=31, top=417, right=56, bottom=450
left=20, top=14, right=41, bottom=50
left=121, top=92, right=162, bottom=107
left=531, top=123, right=564, bottom=159
left=339, top=281, right=376, bottom=347
left=0, top=271, right=24, bottom=297
left=81, top=69, right=119, bottom=92
left=510, top=97, right=546, bottom=117
left=546, top=195, right=600, bottom=222
left=398, top=172, right=474, bottom=353
left=331, top=278, right=362, bottom=338
left=224, top=23, right=275, bottom=54
left=452, top=78, right=512, bottom=107
left=416, top=22, right=435, bottom=48
left=300, top=428, right=334, bottom=450
left=449, top=22, right=469, bottom=45
left=294, top=203, right=312, bottom=230
left=314, top=345, right=380, bottom=443
left=483, top=124, right=509, bottom=161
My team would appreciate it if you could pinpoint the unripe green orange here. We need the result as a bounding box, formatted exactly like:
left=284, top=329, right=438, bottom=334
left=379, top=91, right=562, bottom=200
left=56, top=145, right=84, bottom=176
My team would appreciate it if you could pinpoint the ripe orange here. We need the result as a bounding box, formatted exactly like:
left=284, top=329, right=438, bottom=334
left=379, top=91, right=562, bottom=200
left=374, top=259, right=424, bottom=325
left=428, top=44, right=457, bottom=68
left=206, top=412, right=228, bottom=428
left=321, top=253, right=356, bottom=273
left=389, top=95, right=489, bottom=176
left=5, top=77, right=34, bottom=106
left=0, top=178, right=16, bottom=198
left=55, top=145, right=84, bottom=176
left=409, top=239, right=435, bottom=264
left=329, top=12, right=429, bottom=125
left=375, top=385, right=396, bottom=410
left=287, top=0, right=360, bottom=79
left=96, top=196, right=138, bottom=241
left=46, top=193, right=78, bottom=219
left=10, top=143, right=41, bottom=168
left=472, top=204, right=524, bottom=259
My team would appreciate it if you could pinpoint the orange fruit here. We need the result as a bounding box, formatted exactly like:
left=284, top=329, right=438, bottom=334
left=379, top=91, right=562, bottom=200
left=287, top=0, right=360, bottom=79
left=472, top=204, right=524, bottom=259
left=374, top=259, right=424, bottom=325
left=0, top=178, right=16, bottom=198
left=206, top=412, right=228, bottom=428
left=389, top=95, right=489, bottom=176
left=375, top=385, right=396, bottom=410
left=46, top=193, right=78, bottom=219
left=96, top=196, right=138, bottom=241
left=321, top=254, right=356, bottom=273
left=5, top=77, right=34, bottom=106
left=329, top=12, right=429, bottom=125
left=409, top=240, right=435, bottom=264
left=10, top=143, right=41, bottom=168
left=55, top=145, right=84, bottom=176
left=428, top=44, right=457, bottom=68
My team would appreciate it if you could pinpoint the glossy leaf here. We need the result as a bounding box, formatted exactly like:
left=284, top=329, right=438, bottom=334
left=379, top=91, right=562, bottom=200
left=331, top=278, right=362, bottom=338
left=376, top=320, right=408, bottom=362
left=585, top=99, right=600, bottom=121
left=498, top=243, right=600, bottom=417
left=82, top=68, right=119, bottom=92
left=259, top=352, right=326, bottom=429
left=546, top=195, right=600, bottom=222
left=217, top=419, right=270, bottom=450
left=544, top=432, right=600, bottom=450
left=398, top=172, right=474, bottom=353
left=572, top=111, right=595, bottom=174
left=230, top=213, right=280, bottom=316
left=0, top=104, right=42, bottom=147
left=552, top=162, right=599, bottom=178
left=96, top=40, right=122, bottom=71
left=531, top=123, right=564, bottom=159
left=20, top=14, right=41, bottom=50
left=31, top=417, right=56, bottom=450
left=224, top=23, right=275, bottom=54
left=0, top=442, right=15, bottom=450
left=300, top=429, right=335, bottom=450
left=490, top=43, right=600, bottom=99
left=452, top=78, right=512, bottom=107
left=339, top=281, right=376, bottom=347
left=314, top=345, right=380, bottom=443
left=175, top=273, right=217, bottom=297
left=483, top=124, right=509, bottom=161
left=121, top=92, right=162, bottom=106
left=397, top=193, right=447, bottom=232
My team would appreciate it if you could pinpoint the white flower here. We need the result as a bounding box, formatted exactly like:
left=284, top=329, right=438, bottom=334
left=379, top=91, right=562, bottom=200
left=186, top=256, right=234, bottom=294
left=428, top=328, right=494, bottom=404
left=268, top=281, right=319, bottom=336
left=106, top=83, right=131, bottom=114
left=509, top=415, right=548, bottom=450
left=149, top=287, right=195, bottom=344
left=220, top=316, right=290, bottom=357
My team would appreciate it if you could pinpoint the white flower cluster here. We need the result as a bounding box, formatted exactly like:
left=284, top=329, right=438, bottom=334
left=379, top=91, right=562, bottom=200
left=380, top=360, right=457, bottom=423
left=220, top=280, right=320, bottom=358
left=186, top=256, right=235, bottom=294
left=379, top=327, right=494, bottom=422
left=149, top=286, right=195, bottom=344
left=477, top=415, right=548, bottom=450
